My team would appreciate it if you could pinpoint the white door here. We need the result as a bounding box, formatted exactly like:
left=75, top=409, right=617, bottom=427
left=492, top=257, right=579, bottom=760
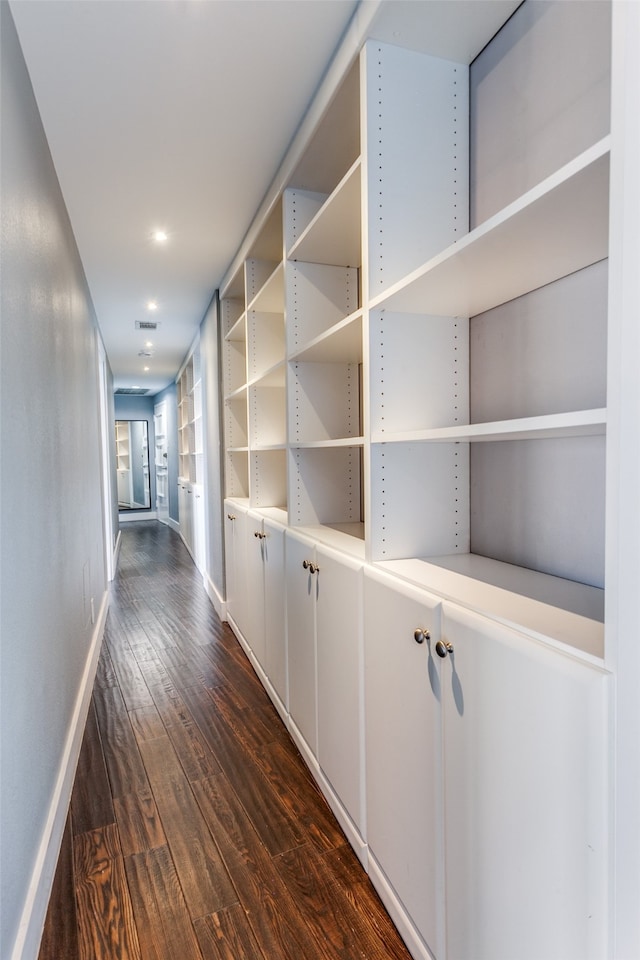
left=153, top=399, right=169, bottom=525
left=364, top=567, right=444, bottom=960
left=441, top=602, right=608, bottom=960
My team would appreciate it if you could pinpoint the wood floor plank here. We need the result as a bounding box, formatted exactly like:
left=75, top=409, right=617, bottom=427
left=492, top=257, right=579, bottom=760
left=74, top=824, right=141, bottom=960
left=194, top=905, right=268, bottom=960
left=137, top=735, right=238, bottom=917
left=94, top=643, right=118, bottom=690
left=128, top=703, right=166, bottom=743
left=136, top=656, right=180, bottom=700
left=113, top=791, right=166, bottom=857
left=252, top=738, right=345, bottom=852
left=139, top=613, right=178, bottom=650
left=106, top=635, right=155, bottom=711
left=198, top=642, right=291, bottom=743
left=38, top=814, right=79, bottom=960
left=275, top=843, right=413, bottom=960
left=160, top=692, right=222, bottom=782
left=192, top=775, right=320, bottom=960
left=124, top=846, right=205, bottom=960
left=180, top=682, right=305, bottom=856
left=71, top=699, right=116, bottom=836
left=93, top=682, right=150, bottom=800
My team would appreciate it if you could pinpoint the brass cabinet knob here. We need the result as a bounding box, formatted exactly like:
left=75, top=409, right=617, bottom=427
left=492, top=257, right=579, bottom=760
left=302, top=560, right=319, bottom=574
left=227, top=513, right=236, bottom=521
left=414, top=628, right=430, bottom=644
left=435, top=640, right=454, bottom=659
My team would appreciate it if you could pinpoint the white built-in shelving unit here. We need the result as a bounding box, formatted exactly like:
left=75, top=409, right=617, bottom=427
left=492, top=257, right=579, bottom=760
left=217, top=2, right=639, bottom=956
left=220, top=3, right=611, bottom=653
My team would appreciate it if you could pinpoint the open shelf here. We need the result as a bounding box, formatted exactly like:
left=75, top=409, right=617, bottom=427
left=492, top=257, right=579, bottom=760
left=290, top=309, right=362, bottom=363
left=247, top=261, right=284, bottom=313
left=371, top=138, right=610, bottom=318
left=288, top=360, right=362, bottom=445
left=288, top=159, right=361, bottom=266
left=225, top=313, right=246, bottom=342
left=372, top=408, right=607, bottom=445
left=248, top=359, right=285, bottom=389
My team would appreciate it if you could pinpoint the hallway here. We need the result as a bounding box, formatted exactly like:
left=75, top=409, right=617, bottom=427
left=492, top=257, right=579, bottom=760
left=38, top=522, right=412, bottom=960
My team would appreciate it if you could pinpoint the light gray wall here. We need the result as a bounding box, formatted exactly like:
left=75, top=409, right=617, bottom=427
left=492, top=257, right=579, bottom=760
left=200, top=292, right=225, bottom=601
left=1, top=4, right=108, bottom=957
left=153, top=383, right=180, bottom=523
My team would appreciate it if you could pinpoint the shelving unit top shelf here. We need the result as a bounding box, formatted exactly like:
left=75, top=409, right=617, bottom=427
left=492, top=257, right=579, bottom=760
left=377, top=553, right=604, bottom=662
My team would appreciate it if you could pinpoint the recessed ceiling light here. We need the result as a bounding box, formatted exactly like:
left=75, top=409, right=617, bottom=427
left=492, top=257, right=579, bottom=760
left=144, top=366, right=150, bottom=372
left=152, top=230, right=168, bottom=244
left=145, top=340, right=153, bottom=348
left=147, top=300, right=158, bottom=311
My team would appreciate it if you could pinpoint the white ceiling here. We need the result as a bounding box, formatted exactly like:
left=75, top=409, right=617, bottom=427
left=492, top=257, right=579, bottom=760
left=10, top=0, right=361, bottom=393
left=10, top=0, right=519, bottom=396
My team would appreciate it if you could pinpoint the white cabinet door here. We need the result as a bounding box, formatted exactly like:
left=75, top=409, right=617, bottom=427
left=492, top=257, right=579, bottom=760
left=263, top=517, right=287, bottom=707
left=246, top=510, right=267, bottom=667
left=192, top=483, right=205, bottom=572
left=224, top=502, right=249, bottom=641
left=180, top=481, right=194, bottom=553
left=316, top=543, right=364, bottom=833
left=364, top=567, right=444, bottom=959
left=285, top=529, right=318, bottom=754
left=441, top=602, right=608, bottom=960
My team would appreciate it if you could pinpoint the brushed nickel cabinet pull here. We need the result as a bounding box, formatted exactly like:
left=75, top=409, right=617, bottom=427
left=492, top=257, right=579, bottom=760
left=435, top=640, right=453, bottom=659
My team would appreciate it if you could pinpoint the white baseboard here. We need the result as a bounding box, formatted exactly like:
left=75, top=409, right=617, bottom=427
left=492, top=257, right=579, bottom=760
left=203, top=573, right=226, bottom=621
left=315, top=768, right=368, bottom=868
left=167, top=516, right=180, bottom=534
left=366, top=855, right=435, bottom=960
left=11, top=591, right=109, bottom=960
left=113, top=528, right=122, bottom=570
left=119, top=510, right=157, bottom=522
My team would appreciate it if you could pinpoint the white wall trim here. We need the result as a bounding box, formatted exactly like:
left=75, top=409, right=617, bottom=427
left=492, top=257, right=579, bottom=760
left=10, top=591, right=109, bottom=960
left=166, top=517, right=180, bottom=534
left=113, top=528, right=122, bottom=570
left=118, top=510, right=158, bottom=523
left=367, top=855, right=434, bottom=960
left=204, top=572, right=226, bottom=621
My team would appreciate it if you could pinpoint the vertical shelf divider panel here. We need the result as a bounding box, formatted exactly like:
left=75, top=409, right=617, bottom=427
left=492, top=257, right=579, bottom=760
left=362, top=39, right=469, bottom=564
left=363, top=40, right=469, bottom=301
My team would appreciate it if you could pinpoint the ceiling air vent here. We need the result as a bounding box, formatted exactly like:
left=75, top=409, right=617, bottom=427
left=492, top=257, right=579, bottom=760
left=135, top=320, right=159, bottom=330
left=115, top=387, right=150, bottom=396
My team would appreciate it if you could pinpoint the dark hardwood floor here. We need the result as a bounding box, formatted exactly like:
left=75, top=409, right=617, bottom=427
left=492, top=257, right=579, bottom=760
left=38, top=521, right=412, bottom=960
